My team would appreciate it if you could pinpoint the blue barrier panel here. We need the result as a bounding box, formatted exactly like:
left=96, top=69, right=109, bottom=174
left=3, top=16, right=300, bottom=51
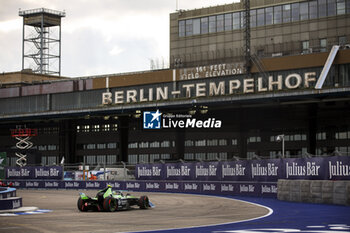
left=135, top=156, right=350, bottom=181
left=4, top=180, right=277, bottom=198
left=0, top=197, right=22, bottom=210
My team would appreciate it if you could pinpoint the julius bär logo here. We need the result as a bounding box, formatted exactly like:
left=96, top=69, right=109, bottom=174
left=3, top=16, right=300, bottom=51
left=143, top=110, right=162, bottom=129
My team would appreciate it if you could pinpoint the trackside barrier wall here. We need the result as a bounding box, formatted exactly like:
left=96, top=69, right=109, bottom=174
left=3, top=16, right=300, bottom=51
left=2, top=180, right=278, bottom=198
left=135, top=156, right=350, bottom=181
left=0, top=187, right=22, bottom=210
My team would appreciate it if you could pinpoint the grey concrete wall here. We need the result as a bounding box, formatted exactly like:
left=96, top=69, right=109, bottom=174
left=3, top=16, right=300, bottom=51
left=278, top=179, right=350, bottom=205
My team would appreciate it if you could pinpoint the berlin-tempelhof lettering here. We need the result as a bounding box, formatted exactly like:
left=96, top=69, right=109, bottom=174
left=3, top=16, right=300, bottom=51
left=101, top=72, right=317, bottom=105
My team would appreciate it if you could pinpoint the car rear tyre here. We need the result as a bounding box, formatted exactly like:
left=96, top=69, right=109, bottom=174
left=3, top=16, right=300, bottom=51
left=77, top=197, right=88, bottom=212
left=138, top=196, right=149, bottom=209
left=103, top=197, right=117, bottom=212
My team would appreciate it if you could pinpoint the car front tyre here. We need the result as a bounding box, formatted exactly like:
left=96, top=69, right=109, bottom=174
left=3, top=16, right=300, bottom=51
left=138, top=196, right=149, bottom=209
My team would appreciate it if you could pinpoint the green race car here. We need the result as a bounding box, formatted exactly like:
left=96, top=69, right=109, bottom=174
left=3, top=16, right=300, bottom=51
left=77, top=185, right=150, bottom=212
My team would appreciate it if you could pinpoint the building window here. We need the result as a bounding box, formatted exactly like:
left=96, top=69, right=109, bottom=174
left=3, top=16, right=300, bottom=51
left=86, top=144, right=96, bottom=150
left=85, top=155, right=96, bottom=165
left=150, top=141, right=160, bottom=148
left=83, top=125, right=90, bottom=132
left=328, top=0, right=337, bottom=16
left=219, top=152, right=228, bottom=160
left=195, top=153, right=206, bottom=161
left=207, top=139, right=218, bottom=146
left=185, top=19, right=193, bottom=36
left=148, top=154, right=158, bottom=163
left=339, top=36, right=347, bottom=45
left=201, top=17, right=208, bottom=34
left=302, top=40, right=310, bottom=54
left=283, top=4, right=291, bottom=23
left=128, top=142, right=138, bottom=149
left=209, top=16, right=216, bottom=33
left=161, top=141, right=170, bottom=148
left=317, top=132, right=327, bottom=140
left=291, top=3, right=300, bottom=22
left=195, top=139, right=206, bottom=147
left=97, top=143, right=106, bottom=149
left=240, top=11, right=245, bottom=28
left=76, top=125, right=80, bottom=133
left=274, top=5, right=282, bottom=24
left=320, top=38, right=327, bottom=52
left=179, top=20, right=185, bottom=37
left=184, top=153, right=194, bottom=160
left=319, top=0, right=327, bottom=17
left=335, top=147, right=350, bottom=154
left=247, top=151, right=256, bottom=160
left=48, top=145, right=57, bottom=151
left=224, top=13, right=232, bottom=31
left=335, top=131, right=350, bottom=139
left=217, top=14, right=224, bottom=32
left=102, top=124, right=110, bottom=132
left=219, top=139, right=228, bottom=146
left=128, top=154, right=138, bottom=164
left=139, top=142, right=149, bottom=148
left=96, top=155, right=106, bottom=164
left=232, top=12, right=240, bottom=29
left=232, top=139, right=238, bottom=145
left=139, top=154, right=149, bottom=163
left=265, top=7, right=273, bottom=25
left=207, top=153, right=218, bottom=161
left=185, top=140, right=194, bottom=147
left=337, top=0, right=346, bottom=14
left=111, top=124, right=118, bottom=131
left=38, top=145, right=47, bottom=151
left=300, top=2, right=309, bottom=20
left=309, top=0, right=318, bottom=19
left=250, top=9, right=257, bottom=27
left=107, top=155, right=116, bottom=164
left=247, top=136, right=261, bottom=143
left=193, top=18, right=201, bottom=35
left=257, top=8, right=265, bottom=26
left=347, top=0, right=350, bottom=13
left=107, top=142, right=117, bottom=149
left=161, top=153, right=171, bottom=160
left=92, top=125, right=100, bottom=132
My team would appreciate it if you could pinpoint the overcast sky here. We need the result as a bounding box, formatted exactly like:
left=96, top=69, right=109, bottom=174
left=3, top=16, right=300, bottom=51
left=0, top=0, right=238, bottom=77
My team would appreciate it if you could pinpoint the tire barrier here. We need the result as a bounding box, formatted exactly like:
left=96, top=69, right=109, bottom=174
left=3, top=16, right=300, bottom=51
left=278, top=179, right=350, bottom=205
left=0, top=187, right=23, bottom=210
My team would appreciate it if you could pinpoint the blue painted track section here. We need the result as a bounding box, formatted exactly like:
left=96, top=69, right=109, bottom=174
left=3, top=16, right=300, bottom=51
left=132, top=196, right=350, bottom=233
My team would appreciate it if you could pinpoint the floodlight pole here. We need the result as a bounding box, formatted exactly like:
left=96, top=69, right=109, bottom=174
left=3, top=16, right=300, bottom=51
left=282, top=137, right=285, bottom=158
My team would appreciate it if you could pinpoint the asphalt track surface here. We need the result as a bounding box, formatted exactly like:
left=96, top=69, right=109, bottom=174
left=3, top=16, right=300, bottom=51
left=0, top=190, right=269, bottom=233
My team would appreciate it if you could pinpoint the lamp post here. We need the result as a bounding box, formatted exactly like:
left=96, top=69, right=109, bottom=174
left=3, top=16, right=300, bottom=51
left=276, top=134, right=285, bottom=158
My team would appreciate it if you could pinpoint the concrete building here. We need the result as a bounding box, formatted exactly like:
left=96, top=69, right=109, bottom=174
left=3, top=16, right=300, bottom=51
left=170, top=0, right=350, bottom=68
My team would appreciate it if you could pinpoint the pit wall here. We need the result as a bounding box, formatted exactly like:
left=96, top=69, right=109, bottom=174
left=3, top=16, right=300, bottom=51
left=3, top=180, right=278, bottom=198
left=277, top=179, right=350, bottom=205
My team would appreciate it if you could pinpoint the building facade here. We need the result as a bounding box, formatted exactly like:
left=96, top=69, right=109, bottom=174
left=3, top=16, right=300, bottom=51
left=170, top=0, right=350, bottom=68
left=0, top=1, right=350, bottom=167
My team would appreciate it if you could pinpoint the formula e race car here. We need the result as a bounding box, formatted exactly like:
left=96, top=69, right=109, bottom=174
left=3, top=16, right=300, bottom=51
left=77, top=185, right=150, bottom=212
